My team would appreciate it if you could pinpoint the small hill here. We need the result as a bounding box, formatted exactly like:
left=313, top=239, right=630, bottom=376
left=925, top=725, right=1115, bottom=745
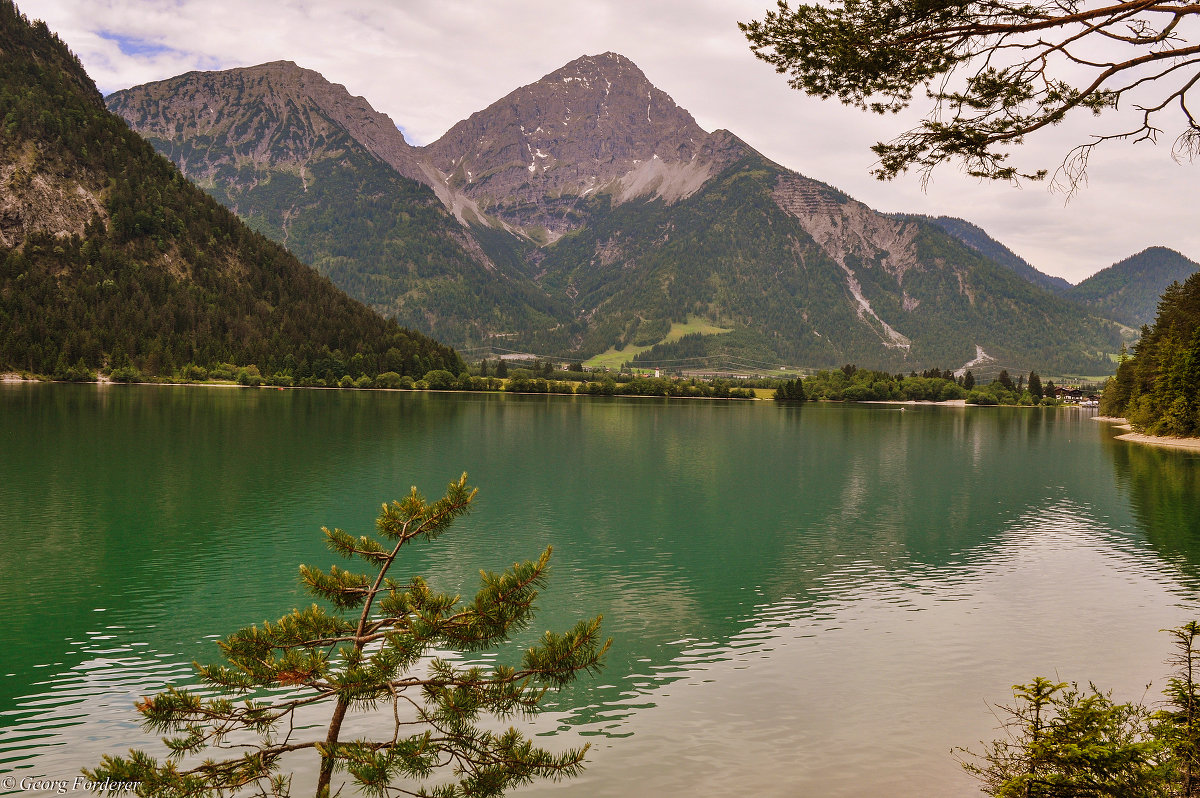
left=0, top=0, right=461, bottom=379
left=1065, top=247, right=1200, bottom=328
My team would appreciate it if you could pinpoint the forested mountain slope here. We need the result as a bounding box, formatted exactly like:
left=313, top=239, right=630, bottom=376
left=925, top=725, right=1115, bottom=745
left=899, top=215, right=1073, bottom=295
left=1100, top=269, right=1200, bottom=436
left=1066, top=247, right=1200, bottom=328
left=0, top=1, right=461, bottom=379
left=530, top=151, right=1120, bottom=372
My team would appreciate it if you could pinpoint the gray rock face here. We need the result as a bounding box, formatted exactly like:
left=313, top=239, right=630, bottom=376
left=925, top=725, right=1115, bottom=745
left=107, top=61, right=426, bottom=185
left=419, top=53, right=737, bottom=235
left=0, top=156, right=106, bottom=248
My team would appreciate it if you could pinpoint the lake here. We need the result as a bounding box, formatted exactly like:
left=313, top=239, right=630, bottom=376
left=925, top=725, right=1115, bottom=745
left=2, top=384, right=1200, bottom=797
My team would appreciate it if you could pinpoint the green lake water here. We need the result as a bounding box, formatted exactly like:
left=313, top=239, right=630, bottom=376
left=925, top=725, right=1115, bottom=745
left=2, top=384, right=1200, bottom=796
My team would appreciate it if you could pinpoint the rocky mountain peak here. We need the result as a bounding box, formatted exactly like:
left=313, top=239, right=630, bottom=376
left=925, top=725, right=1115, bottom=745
left=538, top=51, right=662, bottom=101
left=419, top=52, right=729, bottom=236
left=428, top=50, right=706, bottom=166
left=106, top=61, right=423, bottom=183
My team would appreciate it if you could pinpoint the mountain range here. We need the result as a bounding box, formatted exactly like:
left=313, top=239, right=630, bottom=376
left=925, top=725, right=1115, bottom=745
left=6, top=0, right=1181, bottom=383
left=5, top=0, right=1193, bottom=390
left=106, top=55, right=1140, bottom=375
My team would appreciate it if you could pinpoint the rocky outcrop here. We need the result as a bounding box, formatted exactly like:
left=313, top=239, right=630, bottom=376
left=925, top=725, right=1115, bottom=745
left=0, top=145, right=105, bottom=247
left=773, top=174, right=919, bottom=349
left=773, top=175, right=920, bottom=283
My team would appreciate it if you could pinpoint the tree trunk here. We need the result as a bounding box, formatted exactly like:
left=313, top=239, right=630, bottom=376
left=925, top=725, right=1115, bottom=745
left=316, top=698, right=349, bottom=797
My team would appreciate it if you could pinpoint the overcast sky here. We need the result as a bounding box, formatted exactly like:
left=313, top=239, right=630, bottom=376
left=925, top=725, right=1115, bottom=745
left=17, top=0, right=1199, bottom=283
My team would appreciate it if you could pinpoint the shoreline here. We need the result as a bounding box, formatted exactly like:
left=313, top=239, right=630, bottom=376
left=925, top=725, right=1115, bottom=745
left=1093, top=416, right=1200, bottom=452
left=3, top=380, right=1110, bottom=411
left=862, top=399, right=968, bottom=407
left=0, top=376, right=759, bottom=401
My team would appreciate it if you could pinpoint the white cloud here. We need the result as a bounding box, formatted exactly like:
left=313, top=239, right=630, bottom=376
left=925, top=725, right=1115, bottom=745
left=15, top=0, right=1200, bottom=281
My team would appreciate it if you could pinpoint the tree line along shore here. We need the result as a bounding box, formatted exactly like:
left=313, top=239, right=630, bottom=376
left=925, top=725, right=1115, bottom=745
left=6, top=357, right=1111, bottom=407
